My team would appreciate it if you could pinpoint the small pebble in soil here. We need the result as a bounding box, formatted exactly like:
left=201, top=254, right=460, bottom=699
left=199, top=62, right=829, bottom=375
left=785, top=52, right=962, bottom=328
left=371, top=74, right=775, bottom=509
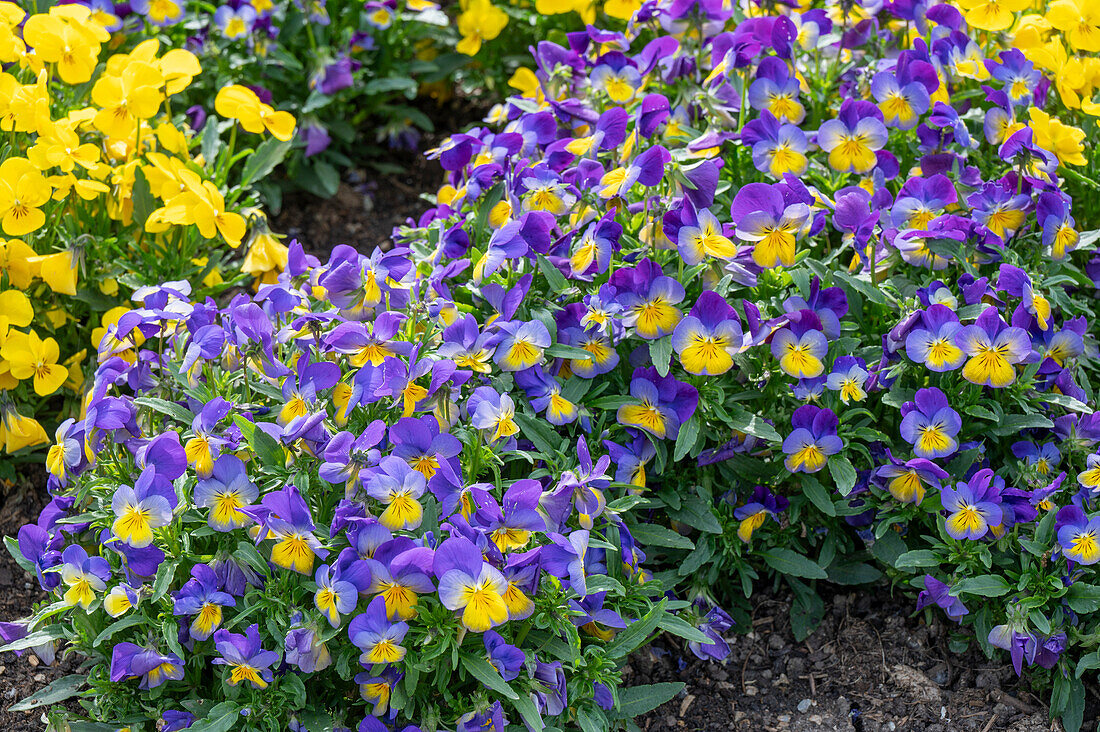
left=927, top=662, right=949, bottom=685
left=797, top=699, right=812, bottom=713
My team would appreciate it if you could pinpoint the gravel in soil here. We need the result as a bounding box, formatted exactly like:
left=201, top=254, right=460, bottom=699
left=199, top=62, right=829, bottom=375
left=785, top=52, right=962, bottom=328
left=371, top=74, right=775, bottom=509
left=0, top=469, right=81, bottom=732
left=633, top=589, right=1094, bottom=732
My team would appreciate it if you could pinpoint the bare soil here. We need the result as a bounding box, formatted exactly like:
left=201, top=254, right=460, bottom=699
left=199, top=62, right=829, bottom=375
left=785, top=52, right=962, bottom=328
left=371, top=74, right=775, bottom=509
left=273, top=96, right=487, bottom=258
left=634, top=589, right=1094, bottom=732
left=0, top=468, right=81, bottom=732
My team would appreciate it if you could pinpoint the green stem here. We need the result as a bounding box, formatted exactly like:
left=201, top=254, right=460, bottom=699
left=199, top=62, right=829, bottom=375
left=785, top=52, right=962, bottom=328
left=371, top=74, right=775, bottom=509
left=219, top=124, right=238, bottom=186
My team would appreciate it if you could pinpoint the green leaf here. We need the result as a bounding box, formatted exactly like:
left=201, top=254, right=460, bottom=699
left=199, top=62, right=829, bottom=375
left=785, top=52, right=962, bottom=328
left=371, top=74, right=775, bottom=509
left=188, top=701, right=242, bottom=732
left=869, top=531, right=907, bottom=567
left=511, top=692, right=544, bottom=731
left=544, top=343, right=593, bottom=361
left=789, top=579, right=824, bottom=642
left=617, top=682, right=684, bottom=718
left=760, top=548, right=827, bottom=580
left=1035, top=507, right=1058, bottom=545
left=513, top=413, right=561, bottom=457
left=667, top=494, right=721, bottom=534
left=9, top=674, right=86, bottom=712
left=535, top=254, right=569, bottom=293
left=233, top=540, right=271, bottom=579
left=585, top=573, right=625, bottom=597
left=471, top=183, right=503, bottom=250
left=1074, top=651, right=1100, bottom=677
left=363, top=77, right=419, bottom=97
left=94, top=613, right=145, bottom=647
left=801, top=475, right=836, bottom=517
left=151, top=559, right=178, bottom=602
left=131, top=167, right=156, bottom=229
left=882, top=385, right=915, bottom=409
left=1029, top=609, right=1051, bottom=635
left=629, top=523, right=694, bottom=550
left=1053, top=675, right=1084, bottom=732
left=895, top=549, right=940, bottom=569
left=200, top=117, right=222, bottom=165
left=649, top=337, right=673, bottom=377
left=0, top=625, right=66, bottom=653
left=460, top=652, right=518, bottom=699
left=827, top=456, right=858, bottom=496
left=606, top=600, right=667, bottom=659
left=240, top=137, right=293, bottom=187
left=560, top=376, right=591, bottom=404
left=4, top=534, right=34, bottom=573
left=964, top=405, right=998, bottom=421
left=233, top=415, right=283, bottom=466
left=135, top=397, right=194, bottom=424
left=657, top=615, right=711, bottom=645
left=678, top=541, right=714, bottom=576
left=833, top=271, right=896, bottom=308
left=672, top=414, right=701, bottom=462
left=952, top=575, right=1010, bottom=597
left=576, top=706, right=606, bottom=732
left=722, top=406, right=782, bottom=443
left=605, top=494, right=648, bottom=513
left=990, top=414, right=1054, bottom=436
left=1036, top=392, right=1093, bottom=413
left=827, top=562, right=882, bottom=585
left=588, top=395, right=637, bottom=410
left=1065, top=583, right=1100, bottom=613
left=302, top=160, right=340, bottom=198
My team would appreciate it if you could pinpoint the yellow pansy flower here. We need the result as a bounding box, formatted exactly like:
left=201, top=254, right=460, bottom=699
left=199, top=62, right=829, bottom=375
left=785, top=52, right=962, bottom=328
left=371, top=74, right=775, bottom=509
left=242, top=228, right=289, bottom=285
left=0, top=407, right=48, bottom=453
left=955, top=0, right=1029, bottom=31
left=29, top=120, right=100, bottom=173
left=0, top=157, right=50, bottom=236
left=1045, top=0, right=1100, bottom=53
left=455, top=0, right=508, bottom=56
left=214, top=84, right=296, bottom=141
left=27, top=249, right=79, bottom=296
left=1, top=329, right=68, bottom=396
left=1028, top=107, right=1087, bottom=166
left=0, top=238, right=35, bottom=289
left=91, top=61, right=166, bottom=139
left=22, top=12, right=103, bottom=84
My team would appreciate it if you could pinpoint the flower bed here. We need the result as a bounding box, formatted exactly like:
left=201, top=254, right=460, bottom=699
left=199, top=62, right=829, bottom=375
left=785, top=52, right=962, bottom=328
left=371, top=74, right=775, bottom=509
left=54, top=0, right=642, bottom=199
left=0, top=5, right=293, bottom=466
left=6, top=0, right=1100, bottom=731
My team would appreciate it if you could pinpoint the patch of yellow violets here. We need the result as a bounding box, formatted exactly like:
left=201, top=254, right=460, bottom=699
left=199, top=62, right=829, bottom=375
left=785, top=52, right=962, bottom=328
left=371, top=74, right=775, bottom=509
left=954, top=0, right=1100, bottom=121
left=0, top=3, right=295, bottom=453
left=455, top=0, right=639, bottom=56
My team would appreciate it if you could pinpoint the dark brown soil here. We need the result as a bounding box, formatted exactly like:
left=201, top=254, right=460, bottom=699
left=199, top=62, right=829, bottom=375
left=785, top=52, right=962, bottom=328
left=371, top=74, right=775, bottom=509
left=274, top=152, right=442, bottom=260
left=0, top=468, right=81, bottom=732
left=633, top=589, right=1094, bottom=732
left=273, top=96, right=488, bottom=258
